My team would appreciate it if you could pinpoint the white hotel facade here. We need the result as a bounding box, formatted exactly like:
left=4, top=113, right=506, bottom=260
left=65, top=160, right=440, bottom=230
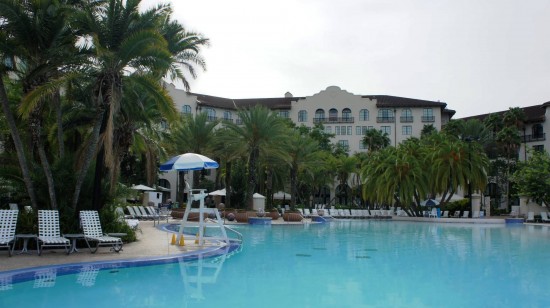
left=160, top=84, right=456, bottom=203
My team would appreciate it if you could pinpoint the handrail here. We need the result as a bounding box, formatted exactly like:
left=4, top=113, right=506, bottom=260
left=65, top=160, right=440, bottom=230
left=223, top=225, right=243, bottom=243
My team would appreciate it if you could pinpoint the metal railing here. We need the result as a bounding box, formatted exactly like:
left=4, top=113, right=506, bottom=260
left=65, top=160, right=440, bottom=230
left=376, top=117, right=395, bottom=123
left=421, top=116, right=435, bottom=122
left=313, top=117, right=354, bottom=124
left=523, top=133, right=546, bottom=142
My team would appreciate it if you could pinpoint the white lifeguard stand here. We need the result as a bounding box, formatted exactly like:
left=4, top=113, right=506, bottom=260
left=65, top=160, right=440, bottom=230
left=176, top=185, right=229, bottom=246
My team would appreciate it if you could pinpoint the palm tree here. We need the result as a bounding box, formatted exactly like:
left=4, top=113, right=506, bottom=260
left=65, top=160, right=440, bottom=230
left=330, top=154, right=358, bottom=206
left=69, top=0, right=176, bottom=210
left=285, top=130, right=320, bottom=207
left=170, top=112, right=218, bottom=189
left=362, top=128, right=390, bottom=152
left=226, top=106, right=287, bottom=209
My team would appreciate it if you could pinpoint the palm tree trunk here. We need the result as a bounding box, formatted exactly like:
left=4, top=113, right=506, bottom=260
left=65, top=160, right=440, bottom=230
left=224, top=161, right=232, bottom=208
left=290, top=167, right=297, bottom=207
left=72, top=106, right=106, bottom=210
left=246, top=148, right=259, bottom=210
left=0, top=79, right=39, bottom=209
left=53, top=91, right=64, bottom=159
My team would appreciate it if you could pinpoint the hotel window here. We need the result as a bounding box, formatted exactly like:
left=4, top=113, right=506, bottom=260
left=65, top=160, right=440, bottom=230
left=342, top=108, right=352, bottom=122
left=205, top=108, right=216, bottom=121
left=181, top=104, right=192, bottom=114
left=278, top=110, right=289, bottom=118
left=315, top=109, right=325, bottom=123
left=533, top=145, right=544, bottom=152
left=223, top=111, right=232, bottom=122
left=325, top=126, right=332, bottom=134
left=347, top=126, right=352, bottom=135
left=338, top=140, right=349, bottom=151
left=422, top=108, right=434, bottom=122
left=381, top=126, right=391, bottom=135
left=402, top=125, right=412, bottom=135
left=401, top=109, right=413, bottom=122
left=236, top=116, right=242, bottom=125
left=359, top=109, right=369, bottom=121
left=359, top=141, right=367, bottom=150
left=377, top=109, right=395, bottom=122
left=335, top=126, right=340, bottom=135
left=329, top=108, right=338, bottom=121
left=298, top=110, right=307, bottom=122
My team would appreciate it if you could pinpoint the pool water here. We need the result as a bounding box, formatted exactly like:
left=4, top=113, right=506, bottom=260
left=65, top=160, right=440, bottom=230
left=2, top=221, right=550, bottom=307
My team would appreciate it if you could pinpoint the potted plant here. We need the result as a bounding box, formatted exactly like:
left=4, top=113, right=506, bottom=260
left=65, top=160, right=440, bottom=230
left=266, top=208, right=280, bottom=220
left=283, top=209, right=303, bottom=222
left=235, top=209, right=249, bottom=223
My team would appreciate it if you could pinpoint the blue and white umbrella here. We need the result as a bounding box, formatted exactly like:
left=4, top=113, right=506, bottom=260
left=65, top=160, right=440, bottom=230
left=159, top=153, right=219, bottom=171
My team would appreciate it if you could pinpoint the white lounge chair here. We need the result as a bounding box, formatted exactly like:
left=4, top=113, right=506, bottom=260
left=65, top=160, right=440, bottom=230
left=116, top=207, right=139, bottom=230
left=452, top=210, right=460, bottom=218
left=429, top=208, right=438, bottom=218
left=79, top=211, right=123, bottom=253
left=472, top=211, right=480, bottom=218
left=526, top=211, right=535, bottom=222
left=461, top=211, right=470, bottom=218
left=540, top=212, right=550, bottom=223
left=37, top=210, right=70, bottom=256
left=442, top=211, right=449, bottom=218
left=0, top=210, right=18, bottom=257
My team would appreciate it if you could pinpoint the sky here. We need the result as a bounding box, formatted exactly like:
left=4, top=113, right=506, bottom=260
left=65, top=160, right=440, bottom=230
left=141, top=0, right=550, bottom=118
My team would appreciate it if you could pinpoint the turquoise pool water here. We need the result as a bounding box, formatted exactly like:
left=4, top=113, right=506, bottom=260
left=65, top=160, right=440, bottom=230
left=1, top=221, right=550, bottom=307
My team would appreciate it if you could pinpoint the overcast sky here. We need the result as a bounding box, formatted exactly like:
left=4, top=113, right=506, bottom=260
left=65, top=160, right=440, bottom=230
left=141, top=0, right=550, bottom=118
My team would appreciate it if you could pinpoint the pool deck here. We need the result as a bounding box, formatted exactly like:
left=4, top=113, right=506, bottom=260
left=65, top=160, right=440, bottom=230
left=1, top=215, right=545, bottom=272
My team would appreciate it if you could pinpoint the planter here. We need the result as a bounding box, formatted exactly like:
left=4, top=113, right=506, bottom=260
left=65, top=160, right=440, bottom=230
left=283, top=212, right=303, bottom=222
left=235, top=211, right=249, bottom=223
left=266, top=211, right=280, bottom=220
left=169, top=208, right=204, bottom=221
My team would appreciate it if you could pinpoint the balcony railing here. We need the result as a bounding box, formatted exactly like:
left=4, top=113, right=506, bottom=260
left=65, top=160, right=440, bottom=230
left=206, top=116, right=218, bottom=122
left=221, top=118, right=234, bottom=123
left=523, top=133, right=546, bottom=142
left=421, top=116, right=435, bottom=122
left=376, top=117, right=395, bottom=123
left=400, top=116, right=414, bottom=123
left=313, top=117, right=354, bottom=124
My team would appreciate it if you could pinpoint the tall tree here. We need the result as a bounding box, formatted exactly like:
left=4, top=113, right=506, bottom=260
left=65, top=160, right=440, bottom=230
left=226, top=106, right=287, bottom=209
left=362, top=128, right=390, bottom=152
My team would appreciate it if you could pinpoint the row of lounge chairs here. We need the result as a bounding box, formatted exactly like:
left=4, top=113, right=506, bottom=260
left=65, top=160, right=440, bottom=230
left=297, top=208, right=393, bottom=219
left=123, top=205, right=170, bottom=223
left=0, top=209, right=123, bottom=256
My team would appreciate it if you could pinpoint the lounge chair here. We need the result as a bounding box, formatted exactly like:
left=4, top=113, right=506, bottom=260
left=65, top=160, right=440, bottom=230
left=451, top=211, right=460, bottom=218
left=540, top=212, right=550, bottom=223
left=138, top=206, right=153, bottom=219
left=442, top=211, right=449, bottom=218
left=79, top=211, right=123, bottom=253
left=460, top=211, right=470, bottom=218
left=0, top=210, right=18, bottom=257
left=116, top=207, right=139, bottom=230
left=472, top=211, right=480, bottom=218
left=429, top=208, right=438, bottom=218
left=526, top=211, right=535, bottom=222
left=37, top=210, right=70, bottom=256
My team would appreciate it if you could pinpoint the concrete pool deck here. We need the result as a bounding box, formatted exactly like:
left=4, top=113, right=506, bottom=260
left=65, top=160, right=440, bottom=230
left=1, top=215, right=542, bottom=272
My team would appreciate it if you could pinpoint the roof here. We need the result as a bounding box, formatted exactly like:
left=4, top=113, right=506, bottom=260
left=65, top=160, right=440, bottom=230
left=362, top=95, right=448, bottom=108
left=190, top=92, right=303, bottom=110
left=459, top=104, right=546, bottom=124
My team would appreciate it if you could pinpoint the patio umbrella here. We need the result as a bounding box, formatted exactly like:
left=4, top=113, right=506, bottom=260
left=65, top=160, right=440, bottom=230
left=159, top=153, right=219, bottom=171
left=420, top=199, right=440, bottom=206
left=208, top=188, right=226, bottom=196
left=131, top=184, right=156, bottom=191
left=273, top=191, right=291, bottom=199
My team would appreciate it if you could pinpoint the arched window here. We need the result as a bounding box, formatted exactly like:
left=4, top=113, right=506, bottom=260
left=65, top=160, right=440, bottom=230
left=342, top=108, right=352, bottom=122
left=359, top=109, right=369, bottom=121
left=205, top=108, right=216, bottom=121
left=224, top=111, right=232, bottom=121
left=314, top=109, right=325, bottom=123
left=329, top=108, right=338, bottom=121
left=401, top=109, right=413, bottom=122
left=298, top=110, right=308, bottom=122
left=181, top=105, right=192, bottom=114
left=377, top=109, right=394, bottom=122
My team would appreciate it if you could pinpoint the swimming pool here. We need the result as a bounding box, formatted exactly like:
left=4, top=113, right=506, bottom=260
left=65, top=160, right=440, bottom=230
left=1, top=221, right=550, bottom=307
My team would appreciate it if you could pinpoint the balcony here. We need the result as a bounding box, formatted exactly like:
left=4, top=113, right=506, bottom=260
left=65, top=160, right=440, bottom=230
left=221, top=118, right=234, bottom=123
left=376, top=117, right=395, bottom=123
left=313, top=117, right=355, bottom=124
left=400, top=116, right=414, bottom=123
left=523, top=133, right=546, bottom=142
left=206, top=116, right=218, bottom=122
left=421, top=116, right=435, bottom=122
